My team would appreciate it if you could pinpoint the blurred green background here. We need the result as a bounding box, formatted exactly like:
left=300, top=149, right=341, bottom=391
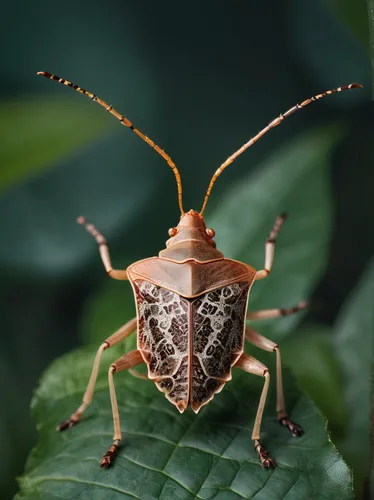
left=1, top=0, right=373, bottom=498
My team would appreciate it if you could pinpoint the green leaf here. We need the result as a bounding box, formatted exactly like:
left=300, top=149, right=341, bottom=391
left=80, top=280, right=136, bottom=347
left=333, top=259, right=374, bottom=493
left=324, top=0, right=369, bottom=47
left=289, top=0, right=368, bottom=95
left=209, top=125, right=343, bottom=336
left=0, top=129, right=164, bottom=279
left=0, top=98, right=108, bottom=194
left=281, top=327, right=348, bottom=436
left=16, top=346, right=353, bottom=500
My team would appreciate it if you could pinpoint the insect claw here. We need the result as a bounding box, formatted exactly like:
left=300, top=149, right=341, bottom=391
left=57, top=416, right=79, bottom=432
left=262, top=456, right=276, bottom=469
left=254, top=440, right=276, bottom=468
left=278, top=416, right=304, bottom=437
left=99, top=457, right=111, bottom=469
left=291, top=427, right=304, bottom=437
left=100, top=444, right=119, bottom=469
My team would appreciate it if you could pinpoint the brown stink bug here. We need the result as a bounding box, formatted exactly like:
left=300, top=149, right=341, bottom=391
left=38, top=71, right=361, bottom=468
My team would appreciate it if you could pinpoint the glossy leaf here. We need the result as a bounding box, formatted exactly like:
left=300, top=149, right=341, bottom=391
left=16, top=345, right=353, bottom=500
left=333, top=259, right=374, bottom=491
left=289, top=0, right=369, bottom=92
left=0, top=98, right=108, bottom=194
left=281, top=327, right=348, bottom=436
left=81, top=280, right=136, bottom=347
left=324, top=0, right=369, bottom=47
left=0, top=129, right=165, bottom=279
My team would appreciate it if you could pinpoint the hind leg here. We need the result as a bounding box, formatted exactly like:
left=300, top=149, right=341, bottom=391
left=100, top=349, right=144, bottom=468
left=245, top=326, right=303, bottom=437
left=235, top=353, right=275, bottom=468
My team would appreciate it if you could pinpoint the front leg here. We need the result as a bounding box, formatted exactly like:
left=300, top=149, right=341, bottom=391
left=77, top=216, right=128, bottom=280
left=255, top=213, right=287, bottom=280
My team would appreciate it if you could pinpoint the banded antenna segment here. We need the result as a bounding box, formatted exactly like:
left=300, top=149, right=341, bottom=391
left=200, top=82, right=362, bottom=215
left=37, top=71, right=185, bottom=215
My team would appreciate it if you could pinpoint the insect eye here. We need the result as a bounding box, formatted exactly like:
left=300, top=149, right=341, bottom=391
left=206, top=228, right=215, bottom=238
left=168, top=227, right=178, bottom=237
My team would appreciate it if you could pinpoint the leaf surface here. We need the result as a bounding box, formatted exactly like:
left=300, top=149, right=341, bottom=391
left=333, top=259, right=374, bottom=492
left=16, top=346, right=353, bottom=500
left=0, top=98, right=108, bottom=194
left=281, top=327, right=348, bottom=437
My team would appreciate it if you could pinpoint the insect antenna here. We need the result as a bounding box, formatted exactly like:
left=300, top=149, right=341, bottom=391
left=199, top=83, right=362, bottom=215
left=37, top=71, right=185, bottom=215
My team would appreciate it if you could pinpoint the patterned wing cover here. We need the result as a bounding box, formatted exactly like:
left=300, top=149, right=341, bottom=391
left=133, top=280, right=250, bottom=413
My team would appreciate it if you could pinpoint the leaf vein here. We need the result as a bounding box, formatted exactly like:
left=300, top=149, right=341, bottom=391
left=25, top=475, right=141, bottom=499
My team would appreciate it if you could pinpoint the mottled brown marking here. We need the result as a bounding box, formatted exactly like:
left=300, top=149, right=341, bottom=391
left=134, top=280, right=250, bottom=413
left=191, top=282, right=250, bottom=411
left=135, top=281, right=189, bottom=410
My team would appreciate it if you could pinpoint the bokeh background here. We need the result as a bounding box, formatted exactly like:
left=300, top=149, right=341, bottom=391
left=1, top=0, right=373, bottom=498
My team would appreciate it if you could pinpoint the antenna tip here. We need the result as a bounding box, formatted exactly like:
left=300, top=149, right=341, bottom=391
left=37, top=71, right=51, bottom=78
left=349, top=83, right=363, bottom=89
left=77, top=216, right=86, bottom=225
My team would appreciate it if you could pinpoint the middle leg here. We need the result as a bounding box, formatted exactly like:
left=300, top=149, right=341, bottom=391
left=58, top=317, right=137, bottom=431
left=245, top=326, right=303, bottom=436
left=128, top=368, right=149, bottom=380
left=247, top=301, right=307, bottom=321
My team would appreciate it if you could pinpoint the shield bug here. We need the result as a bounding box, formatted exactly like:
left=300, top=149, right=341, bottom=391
left=38, top=71, right=361, bottom=468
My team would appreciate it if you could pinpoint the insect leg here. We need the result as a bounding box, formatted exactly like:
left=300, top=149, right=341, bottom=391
left=246, top=301, right=307, bottom=320
left=245, top=326, right=303, bottom=437
left=100, top=349, right=144, bottom=468
left=57, top=317, right=137, bottom=431
left=255, top=213, right=287, bottom=280
left=235, top=353, right=275, bottom=468
left=128, top=368, right=149, bottom=380
left=77, top=216, right=128, bottom=280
